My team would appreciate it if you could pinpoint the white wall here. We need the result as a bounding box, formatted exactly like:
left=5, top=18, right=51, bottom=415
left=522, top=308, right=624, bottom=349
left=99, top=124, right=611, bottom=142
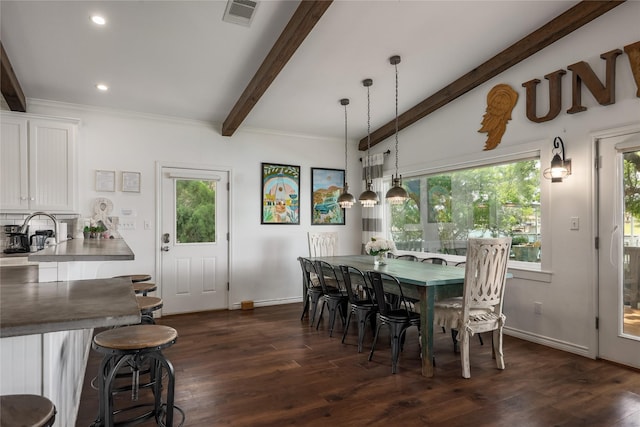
left=23, top=1, right=640, bottom=358
left=25, top=102, right=363, bottom=309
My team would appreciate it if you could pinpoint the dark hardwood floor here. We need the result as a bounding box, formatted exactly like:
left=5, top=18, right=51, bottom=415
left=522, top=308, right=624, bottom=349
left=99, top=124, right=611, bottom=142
left=77, top=303, right=640, bottom=426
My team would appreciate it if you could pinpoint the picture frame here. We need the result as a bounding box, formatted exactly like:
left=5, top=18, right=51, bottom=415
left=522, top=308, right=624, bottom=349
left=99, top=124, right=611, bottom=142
left=311, top=167, right=345, bottom=225
left=95, top=170, right=115, bottom=192
left=122, top=171, right=141, bottom=193
left=261, top=163, right=300, bottom=224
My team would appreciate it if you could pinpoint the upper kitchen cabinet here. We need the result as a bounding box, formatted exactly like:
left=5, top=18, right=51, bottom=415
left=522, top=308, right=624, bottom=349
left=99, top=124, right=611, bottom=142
left=1, top=112, right=78, bottom=213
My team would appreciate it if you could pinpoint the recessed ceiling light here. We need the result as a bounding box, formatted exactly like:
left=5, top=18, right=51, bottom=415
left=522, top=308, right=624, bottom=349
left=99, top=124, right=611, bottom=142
left=91, top=15, right=106, bottom=25
left=96, top=84, right=109, bottom=92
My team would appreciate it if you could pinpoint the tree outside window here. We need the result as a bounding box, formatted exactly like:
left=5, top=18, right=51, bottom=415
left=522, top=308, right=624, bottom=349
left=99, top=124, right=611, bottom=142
left=389, top=159, right=541, bottom=262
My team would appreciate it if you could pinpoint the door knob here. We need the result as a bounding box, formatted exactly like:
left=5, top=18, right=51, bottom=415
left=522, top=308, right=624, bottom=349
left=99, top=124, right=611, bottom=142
left=161, top=246, right=170, bottom=252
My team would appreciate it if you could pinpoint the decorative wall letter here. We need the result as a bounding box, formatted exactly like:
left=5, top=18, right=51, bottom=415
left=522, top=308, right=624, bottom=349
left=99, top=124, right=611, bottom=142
left=478, top=84, right=519, bottom=151
left=522, top=69, right=566, bottom=123
left=567, top=48, right=622, bottom=114
left=624, top=41, right=640, bottom=97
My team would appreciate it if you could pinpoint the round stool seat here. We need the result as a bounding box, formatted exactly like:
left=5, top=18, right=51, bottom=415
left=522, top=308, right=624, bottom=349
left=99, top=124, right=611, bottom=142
left=94, top=324, right=177, bottom=351
left=0, top=394, right=56, bottom=427
left=113, top=274, right=152, bottom=283
left=136, top=296, right=163, bottom=312
left=132, top=282, right=157, bottom=295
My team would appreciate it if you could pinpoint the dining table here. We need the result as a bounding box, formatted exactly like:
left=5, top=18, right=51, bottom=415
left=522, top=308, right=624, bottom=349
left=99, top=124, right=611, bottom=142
left=307, top=254, right=467, bottom=377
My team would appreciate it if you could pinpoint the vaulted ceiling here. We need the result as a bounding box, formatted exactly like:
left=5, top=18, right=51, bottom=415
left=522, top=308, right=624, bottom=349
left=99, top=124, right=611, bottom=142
left=0, top=1, right=625, bottom=149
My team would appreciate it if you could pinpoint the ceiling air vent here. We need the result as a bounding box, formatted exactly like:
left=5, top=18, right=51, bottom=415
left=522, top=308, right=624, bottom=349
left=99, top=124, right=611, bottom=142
left=223, top=0, right=258, bottom=27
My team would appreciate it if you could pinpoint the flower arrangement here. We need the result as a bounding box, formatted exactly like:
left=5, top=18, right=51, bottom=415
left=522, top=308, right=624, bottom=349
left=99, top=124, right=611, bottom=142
left=365, top=237, right=396, bottom=256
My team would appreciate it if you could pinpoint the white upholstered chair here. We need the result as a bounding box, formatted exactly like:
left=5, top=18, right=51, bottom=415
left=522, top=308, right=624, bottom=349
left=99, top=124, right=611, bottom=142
left=434, top=237, right=511, bottom=378
left=308, top=232, right=338, bottom=257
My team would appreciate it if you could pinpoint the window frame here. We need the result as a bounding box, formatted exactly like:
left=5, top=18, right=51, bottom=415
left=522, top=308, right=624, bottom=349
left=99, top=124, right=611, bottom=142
left=381, top=141, right=552, bottom=274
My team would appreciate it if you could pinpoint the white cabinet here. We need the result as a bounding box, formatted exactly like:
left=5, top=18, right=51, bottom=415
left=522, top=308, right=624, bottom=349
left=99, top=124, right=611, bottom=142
left=0, top=112, right=77, bottom=212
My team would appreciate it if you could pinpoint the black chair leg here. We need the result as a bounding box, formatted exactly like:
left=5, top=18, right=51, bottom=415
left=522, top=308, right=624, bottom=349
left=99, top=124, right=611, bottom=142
left=300, top=297, right=310, bottom=321
left=341, top=309, right=353, bottom=344
left=451, top=328, right=459, bottom=353
left=316, top=300, right=326, bottom=330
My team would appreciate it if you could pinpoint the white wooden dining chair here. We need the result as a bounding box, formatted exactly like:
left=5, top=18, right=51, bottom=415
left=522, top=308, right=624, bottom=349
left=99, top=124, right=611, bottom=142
left=308, top=232, right=338, bottom=257
left=434, top=237, right=511, bottom=378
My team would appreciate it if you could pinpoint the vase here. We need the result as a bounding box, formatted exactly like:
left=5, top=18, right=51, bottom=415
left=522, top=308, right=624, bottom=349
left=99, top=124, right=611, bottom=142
left=374, top=252, right=387, bottom=266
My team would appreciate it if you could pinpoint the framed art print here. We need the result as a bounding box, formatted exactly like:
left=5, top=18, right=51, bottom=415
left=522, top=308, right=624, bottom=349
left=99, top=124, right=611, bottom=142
left=95, top=170, right=116, bottom=192
left=122, top=171, right=141, bottom=193
left=261, top=163, right=300, bottom=224
left=311, top=167, right=345, bottom=225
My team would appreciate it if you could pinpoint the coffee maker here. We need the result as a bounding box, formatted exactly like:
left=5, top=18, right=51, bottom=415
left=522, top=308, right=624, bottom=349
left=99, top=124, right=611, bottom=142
left=4, top=225, right=29, bottom=253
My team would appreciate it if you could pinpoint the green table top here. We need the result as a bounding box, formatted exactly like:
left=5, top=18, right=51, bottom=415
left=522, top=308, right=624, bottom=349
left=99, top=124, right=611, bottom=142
left=308, top=255, right=466, bottom=286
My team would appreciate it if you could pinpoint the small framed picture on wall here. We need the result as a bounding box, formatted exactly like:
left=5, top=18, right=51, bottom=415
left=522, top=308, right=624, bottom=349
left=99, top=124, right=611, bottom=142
left=122, top=171, right=141, bottom=193
left=95, top=170, right=115, bottom=192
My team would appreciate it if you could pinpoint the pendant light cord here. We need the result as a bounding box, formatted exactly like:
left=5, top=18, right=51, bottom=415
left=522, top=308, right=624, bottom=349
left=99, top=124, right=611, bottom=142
left=366, top=82, right=371, bottom=184
left=394, top=61, right=399, bottom=178
left=344, top=102, right=348, bottom=176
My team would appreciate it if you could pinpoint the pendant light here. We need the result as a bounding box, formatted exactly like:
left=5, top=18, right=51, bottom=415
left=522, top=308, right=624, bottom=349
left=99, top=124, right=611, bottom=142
left=385, top=55, right=409, bottom=204
left=359, top=78, right=379, bottom=207
left=337, top=98, right=355, bottom=208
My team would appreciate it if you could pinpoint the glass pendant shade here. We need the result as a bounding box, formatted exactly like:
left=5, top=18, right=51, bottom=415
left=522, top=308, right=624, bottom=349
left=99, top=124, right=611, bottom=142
left=386, top=175, right=408, bottom=205
left=338, top=183, right=355, bottom=208
left=359, top=181, right=379, bottom=207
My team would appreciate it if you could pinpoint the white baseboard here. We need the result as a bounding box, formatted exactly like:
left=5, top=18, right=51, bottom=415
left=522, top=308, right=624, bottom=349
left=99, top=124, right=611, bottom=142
left=504, top=326, right=594, bottom=359
left=231, top=297, right=301, bottom=310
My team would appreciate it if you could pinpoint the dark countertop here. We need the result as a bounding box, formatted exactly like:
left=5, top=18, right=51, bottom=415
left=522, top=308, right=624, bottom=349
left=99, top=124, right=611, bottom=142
left=28, top=238, right=135, bottom=262
left=0, top=277, right=141, bottom=338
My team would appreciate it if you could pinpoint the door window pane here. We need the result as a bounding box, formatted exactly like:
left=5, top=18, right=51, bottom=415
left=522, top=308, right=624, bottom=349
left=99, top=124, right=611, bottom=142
left=623, top=152, right=640, bottom=337
left=389, top=159, right=541, bottom=262
left=176, top=179, right=216, bottom=244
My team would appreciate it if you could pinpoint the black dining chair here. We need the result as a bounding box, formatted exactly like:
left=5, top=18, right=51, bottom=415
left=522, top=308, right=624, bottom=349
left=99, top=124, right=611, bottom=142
left=367, top=270, right=420, bottom=374
left=339, top=265, right=377, bottom=353
left=394, top=254, right=418, bottom=261
left=314, top=260, right=349, bottom=337
left=299, top=257, right=324, bottom=326
left=421, top=257, right=447, bottom=265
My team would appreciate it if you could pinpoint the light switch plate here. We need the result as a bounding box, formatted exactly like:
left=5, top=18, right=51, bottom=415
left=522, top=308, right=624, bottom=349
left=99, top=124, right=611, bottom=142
left=570, top=217, right=579, bottom=230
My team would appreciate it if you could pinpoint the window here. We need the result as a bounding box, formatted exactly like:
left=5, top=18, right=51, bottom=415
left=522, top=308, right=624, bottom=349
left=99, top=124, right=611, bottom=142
left=387, top=158, right=541, bottom=263
left=175, top=179, right=216, bottom=244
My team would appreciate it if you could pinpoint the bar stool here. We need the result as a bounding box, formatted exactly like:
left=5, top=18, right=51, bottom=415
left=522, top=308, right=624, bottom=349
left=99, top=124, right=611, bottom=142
left=113, top=274, right=152, bottom=283
left=133, top=282, right=157, bottom=296
left=91, top=325, right=180, bottom=427
left=137, top=296, right=163, bottom=324
left=0, top=394, right=56, bottom=427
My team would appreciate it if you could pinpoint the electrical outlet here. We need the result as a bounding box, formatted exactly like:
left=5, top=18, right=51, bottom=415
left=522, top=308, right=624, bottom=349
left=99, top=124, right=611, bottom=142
left=534, top=302, right=542, bottom=315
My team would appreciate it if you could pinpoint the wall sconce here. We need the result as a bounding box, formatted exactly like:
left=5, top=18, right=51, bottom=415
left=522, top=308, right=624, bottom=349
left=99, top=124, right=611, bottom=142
left=543, top=137, right=572, bottom=183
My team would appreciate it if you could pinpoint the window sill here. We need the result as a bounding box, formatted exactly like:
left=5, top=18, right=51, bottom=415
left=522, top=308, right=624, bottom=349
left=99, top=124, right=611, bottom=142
left=507, top=262, right=552, bottom=283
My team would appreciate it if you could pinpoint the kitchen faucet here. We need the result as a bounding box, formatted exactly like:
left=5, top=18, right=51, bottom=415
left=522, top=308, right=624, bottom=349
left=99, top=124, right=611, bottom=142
left=19, top=212, right=59, bottom=245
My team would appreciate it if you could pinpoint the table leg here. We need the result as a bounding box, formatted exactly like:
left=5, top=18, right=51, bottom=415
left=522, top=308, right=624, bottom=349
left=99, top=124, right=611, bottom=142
left=419, top=287, right=434, bottom=377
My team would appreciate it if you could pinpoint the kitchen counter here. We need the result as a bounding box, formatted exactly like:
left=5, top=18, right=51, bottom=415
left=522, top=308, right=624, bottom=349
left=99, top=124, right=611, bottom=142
left=0, top=277, right=141, bottom=338
left=28, top=237, right=135, bottom=262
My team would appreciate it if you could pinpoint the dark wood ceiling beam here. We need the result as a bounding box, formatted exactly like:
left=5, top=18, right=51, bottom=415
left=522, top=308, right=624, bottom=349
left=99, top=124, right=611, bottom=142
left=358, top=0, right=625, bottom=151
left=0, top=40, right=27, bottom=112
left=222, top=0, right=332, bottom=136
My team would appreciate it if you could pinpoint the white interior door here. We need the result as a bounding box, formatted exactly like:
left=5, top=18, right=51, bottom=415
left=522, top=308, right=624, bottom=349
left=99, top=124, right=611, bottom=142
left=160, top=167, right=229, bottom=314
left=597, top=130, right=640, bottom=369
